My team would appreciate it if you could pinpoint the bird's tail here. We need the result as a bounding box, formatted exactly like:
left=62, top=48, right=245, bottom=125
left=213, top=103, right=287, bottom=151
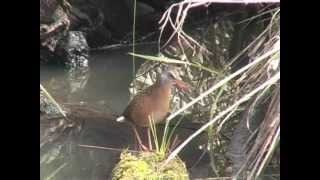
left=116, top=116, right=126, bottom=122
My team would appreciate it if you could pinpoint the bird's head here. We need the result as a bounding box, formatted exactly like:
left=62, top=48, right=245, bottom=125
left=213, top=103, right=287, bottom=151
left=159, top=65, right=188, bottom=91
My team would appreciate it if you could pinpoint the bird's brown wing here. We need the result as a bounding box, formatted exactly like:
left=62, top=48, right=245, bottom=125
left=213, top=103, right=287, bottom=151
left=123, top=91, right=154, bottom=127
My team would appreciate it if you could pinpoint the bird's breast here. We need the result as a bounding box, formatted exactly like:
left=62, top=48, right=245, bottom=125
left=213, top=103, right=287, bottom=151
left=125, top=85, right=172, bottom=127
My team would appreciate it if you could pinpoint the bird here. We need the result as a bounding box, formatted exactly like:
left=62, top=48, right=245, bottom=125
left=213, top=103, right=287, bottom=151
left=116, top=65, right=188, bottom=151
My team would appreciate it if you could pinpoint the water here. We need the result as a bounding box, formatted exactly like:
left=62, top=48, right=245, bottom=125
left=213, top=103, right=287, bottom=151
left=40, top=45, right=210, bottom=179
left=40, top=45, right=157, bottom=113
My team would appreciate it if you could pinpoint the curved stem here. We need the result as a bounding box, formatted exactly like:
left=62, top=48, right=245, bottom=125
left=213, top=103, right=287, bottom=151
left=163, top=72, right=279, bottom=166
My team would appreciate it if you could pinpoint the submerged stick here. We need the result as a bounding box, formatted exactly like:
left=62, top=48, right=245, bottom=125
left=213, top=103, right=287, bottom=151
left=78, top=144, right=139, bottom=153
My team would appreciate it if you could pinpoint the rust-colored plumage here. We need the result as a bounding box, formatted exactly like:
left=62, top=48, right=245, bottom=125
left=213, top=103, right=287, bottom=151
left=123, top=79, right=172, bottom=127
left=116, top=65, right=188, bottom=150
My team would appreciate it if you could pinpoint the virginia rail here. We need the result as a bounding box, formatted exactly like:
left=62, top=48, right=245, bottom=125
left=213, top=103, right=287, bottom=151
left=116, top=65, right=188, bottom=151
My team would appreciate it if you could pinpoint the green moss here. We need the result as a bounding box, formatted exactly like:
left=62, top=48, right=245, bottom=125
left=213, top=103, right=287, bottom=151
left=112, top=151, right=189, bottom=180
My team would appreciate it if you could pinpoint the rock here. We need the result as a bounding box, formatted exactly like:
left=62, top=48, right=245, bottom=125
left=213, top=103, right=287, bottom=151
left=55, top=31, right=89, bottom=68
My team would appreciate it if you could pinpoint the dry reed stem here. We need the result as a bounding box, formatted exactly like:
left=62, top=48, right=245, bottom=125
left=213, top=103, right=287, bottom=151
left=166, top=46, right=279, bottom=122
left=158, top=0, right=279, bottom=56
left=163, top=71, right=279, bottom=166
left=235, top=85, right=279, bottom=178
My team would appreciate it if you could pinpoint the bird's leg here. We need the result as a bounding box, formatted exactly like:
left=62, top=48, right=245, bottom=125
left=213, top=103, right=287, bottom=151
left=133, top=133, right=138, bottom=150
left=130, top=124, right=149, bottom=151
left=169, top=135, right=181, bottom=152
left=147, top=127, right=153, bottom=150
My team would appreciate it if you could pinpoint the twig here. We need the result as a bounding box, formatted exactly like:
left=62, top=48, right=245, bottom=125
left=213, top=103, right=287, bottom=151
left=90, top=41, right=157, bottom=52
left=40, top=84, right=70, bottom=122
left=237, top=7, right=279, bottom=24
left=246, top=85, right=271, bottom=133
left=254, top=127, right=279, bottom=178
left=158, top=0, right=279, bottom=60
left=78, top=144, right=139, bottom=153
left=216, top=107, right=238, bottom=133
left=235, top=86, right=279, bottom=177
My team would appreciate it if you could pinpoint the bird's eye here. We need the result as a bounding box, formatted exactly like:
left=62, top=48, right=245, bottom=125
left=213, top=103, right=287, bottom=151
left=168, top=72, right=175, bottom=79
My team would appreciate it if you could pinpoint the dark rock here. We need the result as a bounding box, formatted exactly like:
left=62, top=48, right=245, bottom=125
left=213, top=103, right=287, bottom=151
left=41, top=31, right=90, bottom=103
left=55, top=31, right=89, bottom=68
left=53, top=31, right=90, bottom=98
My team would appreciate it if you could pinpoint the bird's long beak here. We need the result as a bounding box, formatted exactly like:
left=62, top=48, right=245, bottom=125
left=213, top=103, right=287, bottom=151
left=174, top=79, right=189, bottom=92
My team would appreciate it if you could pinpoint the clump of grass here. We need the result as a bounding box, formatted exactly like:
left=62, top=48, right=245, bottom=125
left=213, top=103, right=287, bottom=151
left=112, top=112, right=188, bottom=179
left=148, top=113, right=184, bottom=158
left=112, top=151, right=189, bottom=180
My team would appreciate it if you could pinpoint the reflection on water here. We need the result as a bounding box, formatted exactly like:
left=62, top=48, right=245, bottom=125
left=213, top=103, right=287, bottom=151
left=40, top=45, right=157, bottom=113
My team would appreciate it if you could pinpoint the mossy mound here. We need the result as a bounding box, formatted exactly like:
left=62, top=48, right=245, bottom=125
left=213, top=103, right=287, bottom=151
left=112, top=151, right=189, bottom=180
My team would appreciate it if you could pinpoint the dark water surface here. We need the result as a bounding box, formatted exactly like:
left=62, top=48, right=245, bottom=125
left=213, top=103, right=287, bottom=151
left=40, top=45, right=157, bottom=113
